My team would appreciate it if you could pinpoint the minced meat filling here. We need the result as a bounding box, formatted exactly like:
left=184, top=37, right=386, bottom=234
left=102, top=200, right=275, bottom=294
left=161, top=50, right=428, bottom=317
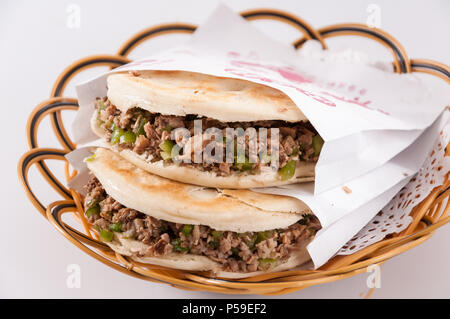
left=84, top=175, right=321, bottom=273
left=94, top=97, right=323, bottom=177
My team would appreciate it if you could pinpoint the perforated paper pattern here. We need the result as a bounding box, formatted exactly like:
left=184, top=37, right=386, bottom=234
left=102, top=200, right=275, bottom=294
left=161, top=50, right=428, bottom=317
left=339, top=124, right=449, bottom=255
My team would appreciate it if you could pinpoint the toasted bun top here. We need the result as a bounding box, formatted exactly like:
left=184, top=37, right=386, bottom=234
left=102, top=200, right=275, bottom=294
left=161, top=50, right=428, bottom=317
left=107, top=70, right=308, bottom=122
left=86, top=148, right=313, bottom=232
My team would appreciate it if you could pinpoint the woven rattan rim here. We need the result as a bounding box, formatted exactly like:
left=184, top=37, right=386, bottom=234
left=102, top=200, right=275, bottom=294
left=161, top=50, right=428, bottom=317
left=18, top=8, right=450, bottom=295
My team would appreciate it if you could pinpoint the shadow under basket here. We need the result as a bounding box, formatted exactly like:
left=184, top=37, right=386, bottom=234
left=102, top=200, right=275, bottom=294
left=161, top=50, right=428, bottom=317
left=18, top=8, right=450, bottom=295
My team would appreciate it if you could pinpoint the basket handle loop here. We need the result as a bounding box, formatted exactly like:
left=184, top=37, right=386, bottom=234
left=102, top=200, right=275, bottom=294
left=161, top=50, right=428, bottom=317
left=240, top=8, right=327, bottom=49
left=51, top=55, right=130, bottom=97
left=47, top=200, right=110, bottom=250
left=27, top=97, right=78, bottom=151
left=117, top=9, right=326, bottom=59
left=117, top=23, right=197, bottom=57
left=410, top=59, right=450, bottom=84
left=18, top=148, right=71, bottom=217
left=294, top=23, right=411, bottom=74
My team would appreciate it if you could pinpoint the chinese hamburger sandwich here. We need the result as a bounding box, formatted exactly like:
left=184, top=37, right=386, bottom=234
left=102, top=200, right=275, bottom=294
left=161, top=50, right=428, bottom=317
left=84, top=148, right=321, bottom=278
left=90, top=70, right=324, bottom=189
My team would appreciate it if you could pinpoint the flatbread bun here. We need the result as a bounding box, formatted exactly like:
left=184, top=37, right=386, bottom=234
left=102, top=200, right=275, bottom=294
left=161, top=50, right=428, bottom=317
left=107, top=233, right=312, bottom=278
left=107, top=70, right=308, bottom=122
left=90, top=114, right=316, bottom=189
left=87, top=148, right=314, bottom=233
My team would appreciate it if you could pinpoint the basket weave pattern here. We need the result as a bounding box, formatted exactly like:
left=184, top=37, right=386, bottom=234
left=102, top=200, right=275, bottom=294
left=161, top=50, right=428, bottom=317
left=18, top=9, right=450, bottom=295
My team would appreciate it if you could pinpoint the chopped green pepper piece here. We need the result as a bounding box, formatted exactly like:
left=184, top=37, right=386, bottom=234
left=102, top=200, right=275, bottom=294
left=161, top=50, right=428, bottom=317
left=255, top=230, right=273, bottom=245
left=169, top=144, right=182, bottom=161
left=243, top=233, right=256, bottom=248
left=291, top=147, right=299, bottom=156
left=171, top=238, right=190, bottom=253
left=258, top=258, right=278, bottom=270
left=85, top=153, right=97, bottom=162
left=136, top=119, right=148, bottom=136
left=312, top=135, right=324, bottom=156
left=98, top=100, right=106, bottom=110
left=86, top=198, right=99, bottom=207
left=100, top=229, right=114, bottom=242
left=111, top=127, right=124, bottom=144
left=182, top=224, right=193, bottom=236
left=109, top=222, right=123, bottom=232
left=159, top=140, right=175, bottom=154
left=120, top=130, right=136, bottom=144
left=233, top=155, right=253, bottom=171
left=212, top=230, right=223, bottom=239
left=159, top=140, right=176, bottom=160
left=278, top=160, right=296, bottom=181
left=160, top=151, right=172, bottom=160
left=85, top=205, right=100, bottom=217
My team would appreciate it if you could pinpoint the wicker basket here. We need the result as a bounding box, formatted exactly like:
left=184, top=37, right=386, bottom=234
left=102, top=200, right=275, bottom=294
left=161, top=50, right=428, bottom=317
left=18, top=8, right=450, bottom=295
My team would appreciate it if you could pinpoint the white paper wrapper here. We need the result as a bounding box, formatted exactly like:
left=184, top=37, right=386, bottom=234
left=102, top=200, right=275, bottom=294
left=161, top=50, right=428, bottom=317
left=70, top=4, right=449, bottom=268
left=338, top=121, right=449, bottom=255
left=305, top=111, right=449, bottom=266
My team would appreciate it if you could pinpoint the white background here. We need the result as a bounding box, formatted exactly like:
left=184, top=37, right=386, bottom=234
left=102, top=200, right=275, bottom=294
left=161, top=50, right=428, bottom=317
left=1, top=0, right=449, bottom=298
